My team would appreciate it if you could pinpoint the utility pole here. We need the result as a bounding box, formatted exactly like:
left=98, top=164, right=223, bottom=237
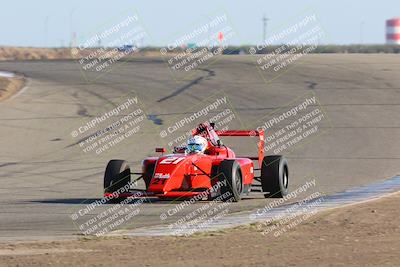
left=262, top=14, right=269, bottom=43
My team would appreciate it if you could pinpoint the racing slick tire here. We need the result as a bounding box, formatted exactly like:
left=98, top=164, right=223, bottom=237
left=104, top=160, right=131, bottom=197
left=218, top=160, right=243, bottom=202
left=260, top=155, right=289, bottom=198
left=142, top=163, right=155, bottom=190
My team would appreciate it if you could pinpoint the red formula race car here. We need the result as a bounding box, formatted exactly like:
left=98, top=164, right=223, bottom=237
left=103, top=123, right=289, bottom=202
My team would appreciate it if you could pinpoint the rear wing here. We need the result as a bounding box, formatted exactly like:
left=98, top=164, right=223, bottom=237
left=215, top=130, right=265, bottom=167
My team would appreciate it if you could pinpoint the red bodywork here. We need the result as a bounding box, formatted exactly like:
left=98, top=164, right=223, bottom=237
left=104, top=123, right=265, bottom=200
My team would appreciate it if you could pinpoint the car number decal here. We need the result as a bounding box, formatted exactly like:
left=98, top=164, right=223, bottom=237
left=159, top=157, right=185, bottom=165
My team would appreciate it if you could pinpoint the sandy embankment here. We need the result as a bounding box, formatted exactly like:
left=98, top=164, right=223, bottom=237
left=0, top=75, right=25, bottom=101
left=0, top=47, right=99, bottom=100
left=0, top=47, right=65, bottom=100
left=0, top=46, right=165, bottom=100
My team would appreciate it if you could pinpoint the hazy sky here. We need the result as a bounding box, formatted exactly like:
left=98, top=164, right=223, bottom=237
left=1, top=0, right=399, bottom=47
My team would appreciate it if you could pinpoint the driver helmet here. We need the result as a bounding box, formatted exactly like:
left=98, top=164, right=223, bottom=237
left=186, top=135, right=208, bottom=154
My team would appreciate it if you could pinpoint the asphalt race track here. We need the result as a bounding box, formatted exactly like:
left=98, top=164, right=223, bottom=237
left=0, top=54, right=399, bottom=241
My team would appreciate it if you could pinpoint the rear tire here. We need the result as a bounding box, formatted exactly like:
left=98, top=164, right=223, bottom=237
left=104, top=160, right=131, bottom=196
left=260, top=156, right=289, bottom=198
left=218, top=160, right=243, bottom=202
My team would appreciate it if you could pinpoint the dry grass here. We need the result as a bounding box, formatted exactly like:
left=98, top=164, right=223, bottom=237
left=0, top=47, right=75, bottom=61
left=0, top=46, right=167, bottom=61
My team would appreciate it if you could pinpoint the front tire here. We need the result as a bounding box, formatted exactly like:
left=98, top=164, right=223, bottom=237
left=142, top=163, right=155, bottom=190
left=218, top=160, right=243, bottom=202
left=260, top=156, right=289, bottom=198
left=104, top=160, right=131, bottom=195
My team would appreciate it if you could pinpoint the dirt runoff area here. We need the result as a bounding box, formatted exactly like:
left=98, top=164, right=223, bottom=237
left=1, top=192, right=399, bottom=267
